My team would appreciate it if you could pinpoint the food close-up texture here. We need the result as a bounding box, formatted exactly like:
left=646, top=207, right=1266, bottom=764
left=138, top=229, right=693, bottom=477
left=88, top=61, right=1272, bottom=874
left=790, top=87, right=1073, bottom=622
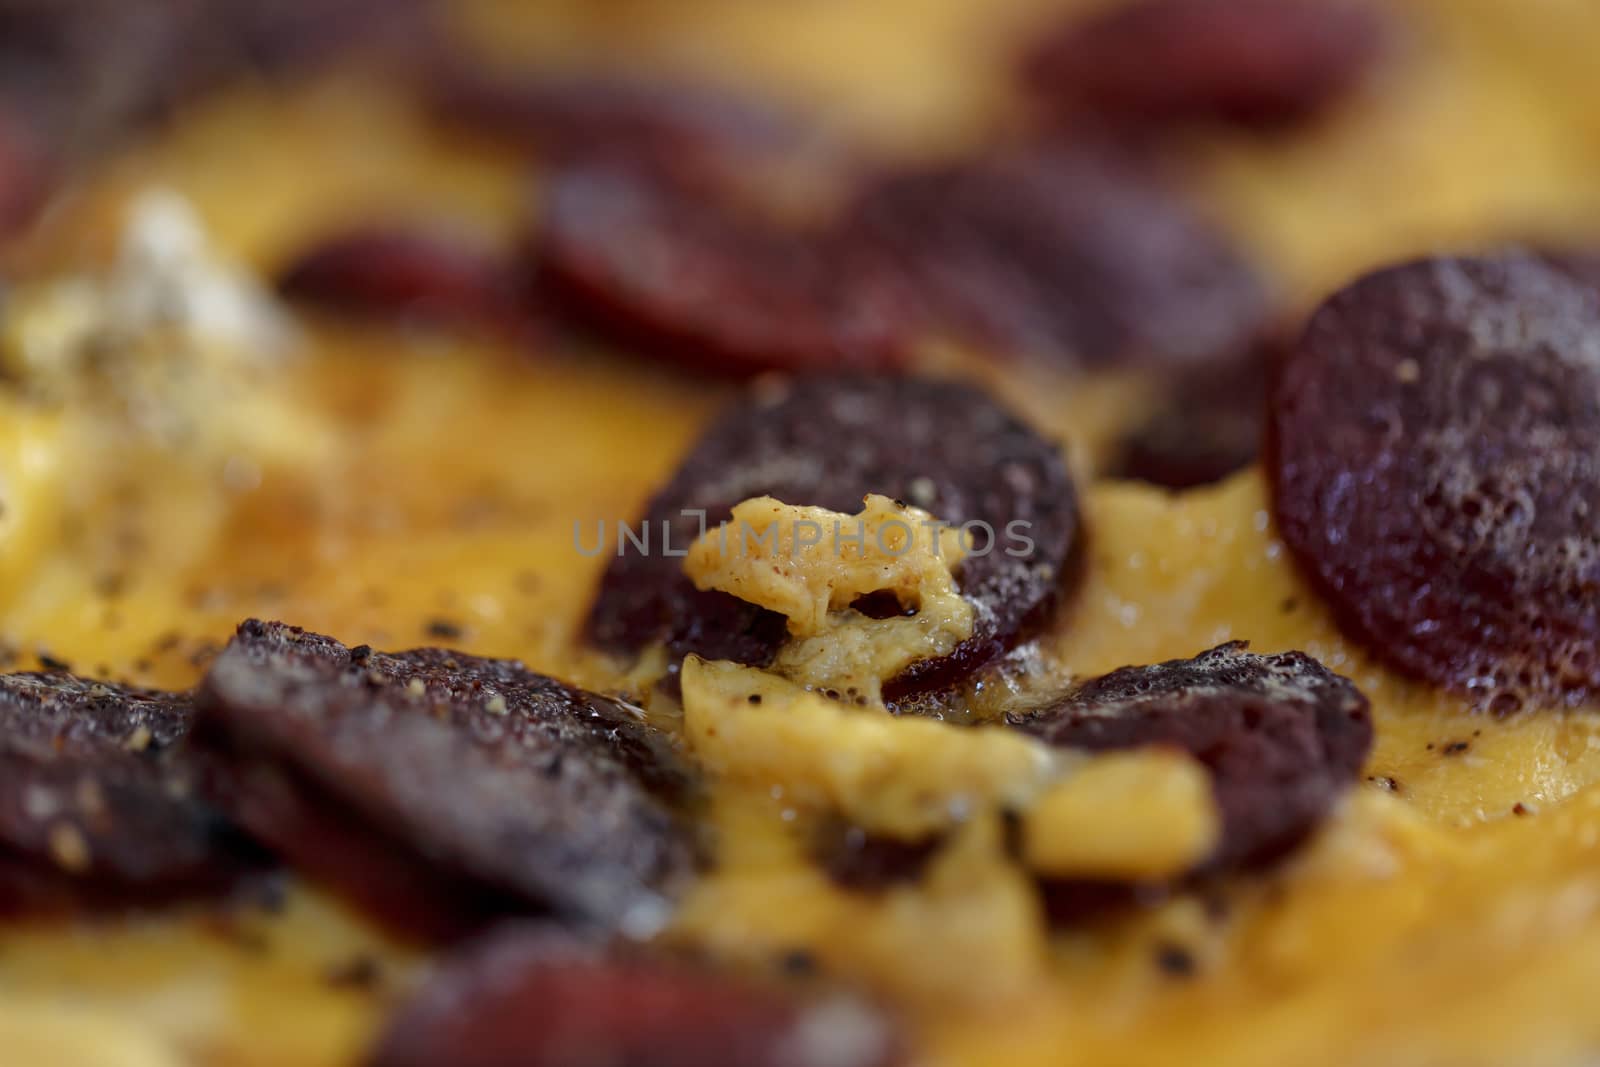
left=2, top=0, right=1600, bottom=1065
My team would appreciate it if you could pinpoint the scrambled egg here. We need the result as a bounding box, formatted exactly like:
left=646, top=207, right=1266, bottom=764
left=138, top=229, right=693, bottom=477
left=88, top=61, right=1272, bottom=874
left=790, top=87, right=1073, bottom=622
left=3, top=0, right=1600, bottom=1064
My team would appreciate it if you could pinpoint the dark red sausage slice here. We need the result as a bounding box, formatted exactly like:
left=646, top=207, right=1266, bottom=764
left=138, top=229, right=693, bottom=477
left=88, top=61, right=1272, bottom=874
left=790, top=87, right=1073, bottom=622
left=1009, top=642, right=1372, bottom=872
left=1021, top=0, right=1387, bottom=130
left=0, top=108, right=51, bottom=237
left=0, top=672, right=265, bottom=915
left=0, top=1, right=192, bottom=148
left=0, top=0, right=433, bottom=234
left=195, top=620, right=698, bottom=940
left=1270, top=253, right=1600, bottom=713
left=536, top=166, right=914, bottom=377
left=368, top=925, right=901, bottom=1067
left=0, top=0, right=432, bottom=161
left=277, top=228, right=538, bottom=338
left=848, top=147, right=1267, bottom=370
left=430, top=69, right=821, bottom=197
left=211, top=0, right=435, bottom=71
left=1540, top=248, right=1600, bottom=293
left=1111, top=342, right=1275, bottom=489
left=584, top=375, right=1079, bottom=699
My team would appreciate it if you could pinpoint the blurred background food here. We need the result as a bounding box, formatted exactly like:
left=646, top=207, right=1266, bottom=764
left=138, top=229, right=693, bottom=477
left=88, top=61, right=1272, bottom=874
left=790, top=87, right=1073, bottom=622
left=4, top=3, right=1600, bottom=1066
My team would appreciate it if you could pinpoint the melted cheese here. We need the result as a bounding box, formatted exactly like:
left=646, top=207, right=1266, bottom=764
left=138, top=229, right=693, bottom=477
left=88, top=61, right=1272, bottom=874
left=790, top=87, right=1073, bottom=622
left=685, top=494, right=972, bottom=700
left=0, top=1000, right=186, bottom=1067
left=3, top=0, right=1600, bottom=1063
left=682, top=657, right=1055, bottom=836
left=683, top=658, right=1215, bottom=881
left=1023, top=751, right=1218, bottom=881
